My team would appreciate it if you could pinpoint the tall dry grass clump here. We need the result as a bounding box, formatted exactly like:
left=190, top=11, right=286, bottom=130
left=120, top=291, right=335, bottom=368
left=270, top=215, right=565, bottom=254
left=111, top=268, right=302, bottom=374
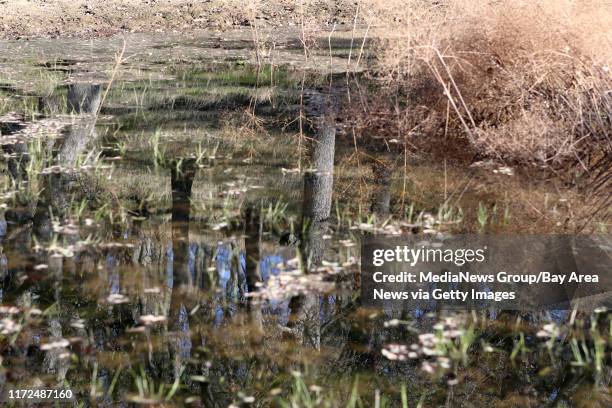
left=360, top=0, right=611, bottom=173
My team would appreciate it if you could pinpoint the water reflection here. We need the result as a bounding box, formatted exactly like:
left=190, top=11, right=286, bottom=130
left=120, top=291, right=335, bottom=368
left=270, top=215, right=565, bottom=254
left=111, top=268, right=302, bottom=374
left=370, top=161, right=392, bottom=218
left=30, top=83, right=102, bottom=239
left=299, top=92, right=336, bottom=270
left=286, top=91, right=337, bottom=350
left=0, top=63, right=607, bottom=406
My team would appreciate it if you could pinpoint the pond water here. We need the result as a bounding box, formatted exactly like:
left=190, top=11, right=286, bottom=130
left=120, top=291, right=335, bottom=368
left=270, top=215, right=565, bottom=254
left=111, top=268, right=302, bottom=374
left=0, top=32, right=609, bottom=407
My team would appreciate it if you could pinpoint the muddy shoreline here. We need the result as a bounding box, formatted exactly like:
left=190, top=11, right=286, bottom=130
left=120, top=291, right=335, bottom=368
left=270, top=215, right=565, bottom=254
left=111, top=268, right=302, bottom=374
left=0, top=0, right=358, bottom=39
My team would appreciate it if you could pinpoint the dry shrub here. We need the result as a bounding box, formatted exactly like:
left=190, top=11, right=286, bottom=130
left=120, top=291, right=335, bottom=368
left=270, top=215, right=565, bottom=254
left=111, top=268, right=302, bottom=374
left=360, top=0, right=612, bottom=168
left=471, top=109, right=574, bottom=163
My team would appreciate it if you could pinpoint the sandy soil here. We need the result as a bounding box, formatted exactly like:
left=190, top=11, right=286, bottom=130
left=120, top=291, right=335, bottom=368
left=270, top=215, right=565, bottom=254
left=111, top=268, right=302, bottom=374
left=0, top=0, right=357, bottom=39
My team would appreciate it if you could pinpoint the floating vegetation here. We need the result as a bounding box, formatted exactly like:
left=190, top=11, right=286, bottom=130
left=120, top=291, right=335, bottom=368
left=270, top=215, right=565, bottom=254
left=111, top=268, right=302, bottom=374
left=0, top=317, right=22, bottom=335
left=249, top=269, right=335, bottom=302
left=106, top=294, right=129, bottom=305
left=40, top=339, right=70, bottom=351
left=138, top=315, right=167, bottom=326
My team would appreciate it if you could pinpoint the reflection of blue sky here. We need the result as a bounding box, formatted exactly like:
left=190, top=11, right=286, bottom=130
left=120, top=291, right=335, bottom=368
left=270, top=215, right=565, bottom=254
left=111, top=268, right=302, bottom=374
left=166, top=244, right=173, bottom=288
left=178, top=304, right=192, bottom=359
left=208, top=245, right=346, bottom=326
left=165, top=243, right=212, bottom=290
left=189, top=243, right=197, bottom=282
left=260, top=254, right=283, bottom=281
left=107, top=254, right=120, bottom=295
left=139, top=240, right=297, bottom=324
left=113, top=238, right=572, bottom=330
left=549, top=309, right=568, bottom=323
left=215, top=244, right=230, bottom=290
left=214, top=244, right=236, bottom=326
left=212, top=244, right=297, bottom=324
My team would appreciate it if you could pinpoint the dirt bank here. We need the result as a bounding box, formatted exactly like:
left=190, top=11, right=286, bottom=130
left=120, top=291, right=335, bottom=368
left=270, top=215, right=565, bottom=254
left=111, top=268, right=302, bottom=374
left=0, top=0, right=357, bottom=39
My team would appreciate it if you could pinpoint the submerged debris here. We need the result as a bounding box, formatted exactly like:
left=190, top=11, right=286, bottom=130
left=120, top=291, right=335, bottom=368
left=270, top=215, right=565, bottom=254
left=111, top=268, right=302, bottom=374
left=248, top=270, right=334, bottom=301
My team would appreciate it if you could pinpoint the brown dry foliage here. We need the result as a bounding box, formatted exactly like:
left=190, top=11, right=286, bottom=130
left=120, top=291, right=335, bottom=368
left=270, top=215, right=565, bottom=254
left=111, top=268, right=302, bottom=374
left=356, top=0, right=611, bottom=172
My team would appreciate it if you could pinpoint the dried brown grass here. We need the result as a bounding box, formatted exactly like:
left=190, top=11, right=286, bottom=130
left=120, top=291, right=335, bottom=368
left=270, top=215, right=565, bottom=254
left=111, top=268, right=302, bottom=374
left=359, top=0, right=611, bottom=170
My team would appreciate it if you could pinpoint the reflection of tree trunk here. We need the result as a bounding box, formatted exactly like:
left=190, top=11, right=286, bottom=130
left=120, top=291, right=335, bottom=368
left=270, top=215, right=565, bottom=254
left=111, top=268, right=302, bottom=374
left=0, top=116, right=28, bottom=182
left=168, top=159, right=196, bottom=379
left=56, top=119, right=98, bottom=165
left=370, top=162, right=392, bottom=218
left=1, top=115, right=31, bottom=221
left=3, top=84, right=101, bottom=234
left=169, top=160, right=196, bottom=323
left=67, top=83, right=102, bottom=114
left=300, top=106, right=336, bottom=270
left=244, top=205, right=262, bottom=291
left=42, top=257, right=68, bottom=382
left=58, top=84, right=102, bottom=165
left=31, top=84, right=102, bottom=237
left=244, top=204, right=263, bottom=332
left=288, top=92, right=337, bottom=350
left=42, top=320, right=69, bottom=382
left=287, top=295, right=321, bottom=349
left=342, top=297, right=378, bottom=372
